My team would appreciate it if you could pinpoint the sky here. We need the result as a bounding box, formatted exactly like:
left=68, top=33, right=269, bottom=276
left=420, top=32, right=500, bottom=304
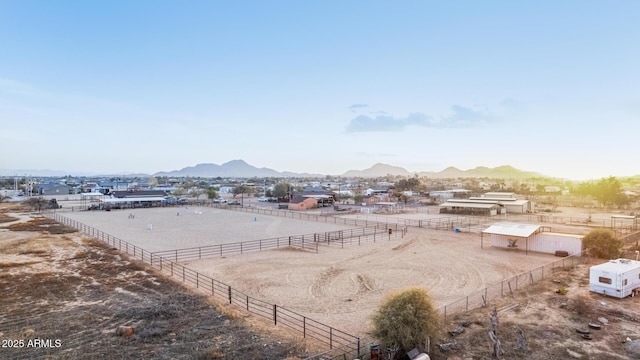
left=1, top=1, right=639, bottom=180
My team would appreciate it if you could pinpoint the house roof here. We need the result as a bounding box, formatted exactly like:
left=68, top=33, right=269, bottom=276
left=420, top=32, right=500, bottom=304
left=482, top=222, right=543, bottom=237
left=290, top=195, right=317, bottom=204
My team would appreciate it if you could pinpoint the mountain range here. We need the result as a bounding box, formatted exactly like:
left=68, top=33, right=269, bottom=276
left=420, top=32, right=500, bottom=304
left=153, top=160, right=542, bottom=179
left=0, top=160, right=545, bottom=179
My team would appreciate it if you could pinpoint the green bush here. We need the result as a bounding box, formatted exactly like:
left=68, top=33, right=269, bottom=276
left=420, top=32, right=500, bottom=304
left=370, top=287, right=441, bottom=355
left=583, top=229, right=623, bottom=260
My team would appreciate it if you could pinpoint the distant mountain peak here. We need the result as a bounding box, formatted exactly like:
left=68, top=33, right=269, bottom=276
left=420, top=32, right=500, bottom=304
left=342, top=163, right=412, bottom=178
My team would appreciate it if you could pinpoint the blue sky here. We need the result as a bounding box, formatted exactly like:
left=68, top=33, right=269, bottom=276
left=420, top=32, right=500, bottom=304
left=1, top=1, right=638, bottom=180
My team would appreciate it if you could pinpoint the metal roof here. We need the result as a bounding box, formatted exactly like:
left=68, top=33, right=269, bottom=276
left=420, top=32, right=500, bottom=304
left=482, top=222, right=543, bottom=237
left=439, top=202, right=499, bottom=209
left=446, top=199, right=500, bottom=204
left=101, top=197, right=167, bottom=203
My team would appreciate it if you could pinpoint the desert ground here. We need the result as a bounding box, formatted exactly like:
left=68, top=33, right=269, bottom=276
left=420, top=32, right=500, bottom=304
left=4, top=201, right=640, bottom=359
left=59, top=206, right=559, bottom=337
left=0, top=204, right=312, bottom=360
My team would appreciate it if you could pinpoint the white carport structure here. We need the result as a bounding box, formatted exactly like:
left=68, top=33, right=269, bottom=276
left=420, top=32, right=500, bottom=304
left=482, top=222, right=583, bottom=256
left=482, top=222, right=546, bottom=255
left=101, top=197, right=167, bottom=208
left=102, top=197, right=167, bottom=203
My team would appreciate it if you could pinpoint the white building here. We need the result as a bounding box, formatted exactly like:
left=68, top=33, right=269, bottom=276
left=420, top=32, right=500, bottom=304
left=482, top=222, right=583, bottom=255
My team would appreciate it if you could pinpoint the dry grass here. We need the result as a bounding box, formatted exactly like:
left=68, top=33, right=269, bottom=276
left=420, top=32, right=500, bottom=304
left=0, top=207, right=311, bottom=360
left=0, top=212, right=19, bottom=223
left=3, top=216, right=78, bottom=234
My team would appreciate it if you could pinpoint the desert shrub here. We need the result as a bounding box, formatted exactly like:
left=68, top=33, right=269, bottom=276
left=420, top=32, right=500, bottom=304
left=370, top=287, right=441, bottom=356
left=583, top=229, right=623, bottom=260
left=572, top=294, right=588, bottom=315
left=556, top=285, right=568, bottom=295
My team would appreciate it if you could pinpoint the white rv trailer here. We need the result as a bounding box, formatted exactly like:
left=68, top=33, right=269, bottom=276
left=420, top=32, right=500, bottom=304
left=589, top=258, right=640, bottom=298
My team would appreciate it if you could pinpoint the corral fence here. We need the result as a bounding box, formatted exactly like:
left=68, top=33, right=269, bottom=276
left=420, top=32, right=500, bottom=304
left=151, top=226, right=404, bottom=262
left=621, top=230, right=640, bottom=245
left=440, top=251, right=587, bottom=323
left=46, top=212, right=361, bottom=356
left=213, top=203, right=402, bottom=230
left=303, top=339, right=370, bottom=360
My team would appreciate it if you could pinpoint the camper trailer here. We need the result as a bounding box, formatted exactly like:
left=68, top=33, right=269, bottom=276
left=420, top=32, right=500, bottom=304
left=589, top=259, right=640, bottom=298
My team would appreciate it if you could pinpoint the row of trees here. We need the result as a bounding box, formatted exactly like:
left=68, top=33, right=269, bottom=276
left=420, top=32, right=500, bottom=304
left=572, top=176, right=630, bottom=208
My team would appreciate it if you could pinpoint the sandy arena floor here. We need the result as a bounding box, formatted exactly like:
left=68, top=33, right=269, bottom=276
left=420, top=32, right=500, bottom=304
left=185, top=227, right=556, bottom=336
left=58, top=206, right=356, bottom=252
left=57, top=206, right=579, bottom=336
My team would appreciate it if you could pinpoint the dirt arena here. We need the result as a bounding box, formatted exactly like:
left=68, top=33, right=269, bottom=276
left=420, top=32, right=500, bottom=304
left=58, top=206, right=356, bottom=252
left=59, top=207, right=559, bottom=336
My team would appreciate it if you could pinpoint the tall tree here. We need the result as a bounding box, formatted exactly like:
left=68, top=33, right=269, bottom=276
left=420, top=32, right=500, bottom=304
left=594, top=177, right=623, bottom=207
left=273, top=182, right=291, bottom=199
left=233, top=185, right=253, bottom=199
left=205, top=187, right=219, bottom=201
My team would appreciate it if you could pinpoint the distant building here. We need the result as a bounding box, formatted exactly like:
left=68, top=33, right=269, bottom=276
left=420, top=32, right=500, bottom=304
left=35, top=183, right=73, bottom=196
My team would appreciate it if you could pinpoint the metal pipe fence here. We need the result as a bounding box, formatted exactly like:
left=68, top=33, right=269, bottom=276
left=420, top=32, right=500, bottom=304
left=46, top=212, right=361, bottom=355
left=151, top=225, right=399, bottom=262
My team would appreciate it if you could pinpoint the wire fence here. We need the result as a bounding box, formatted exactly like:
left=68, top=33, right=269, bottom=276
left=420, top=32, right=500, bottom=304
left=439, top=251, right=587, bottom=323
left=47, top=212, right=361, bottom=355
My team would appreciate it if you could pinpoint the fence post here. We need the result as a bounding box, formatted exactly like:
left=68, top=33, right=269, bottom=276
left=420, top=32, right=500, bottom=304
left=183, top=267, right=185, bottom=282
left=329, top=327, right=333, bottom=349
left=246, top=295, right=249, bottom=310
left=196, top=273, right=199, bottom=288
left=228, top=286, right=232, bottom=304
left=273, top=305, right=277, bottom=325
left=212, top=278, right=215, bottom=296
left=176, top=250, right=178, bottom=262
left=171, top=262, right=173, bottom=277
